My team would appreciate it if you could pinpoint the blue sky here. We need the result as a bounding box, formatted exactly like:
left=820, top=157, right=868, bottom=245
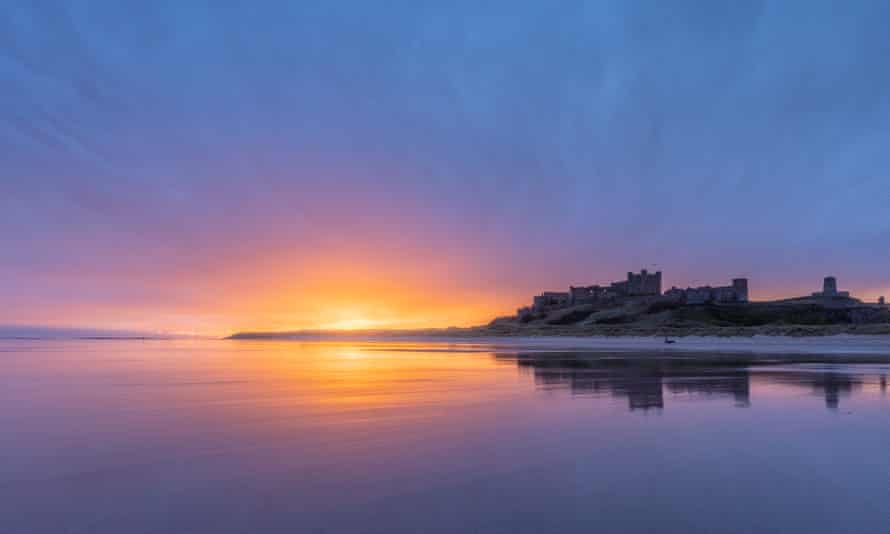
left=2, top=1, right=889, bottom=333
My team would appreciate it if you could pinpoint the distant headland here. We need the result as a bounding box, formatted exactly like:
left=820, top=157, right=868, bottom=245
left=228, top=270, right=890, bottom=340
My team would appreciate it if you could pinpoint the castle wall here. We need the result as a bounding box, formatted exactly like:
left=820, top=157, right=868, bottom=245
left=520, top=270, right=747, bottom=319
left=668, top=278, right=749, bottom=304
left=533, top=291, right=570, bottom=312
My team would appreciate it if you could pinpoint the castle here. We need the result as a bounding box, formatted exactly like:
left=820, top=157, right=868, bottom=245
left=568, top=270, right=662, bottom=306
left=520, top=269, right=748, bottom=317
left=519, top=270, right=879, bottom=319
left=528, top=270, right=663, bottom=314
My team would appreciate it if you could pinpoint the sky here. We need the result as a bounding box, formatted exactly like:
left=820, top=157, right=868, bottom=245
left=2, top=1, right=889, bottom=335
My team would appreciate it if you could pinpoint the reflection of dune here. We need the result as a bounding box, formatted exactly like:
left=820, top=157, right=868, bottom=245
left=499, top=353, right=888, bottom=412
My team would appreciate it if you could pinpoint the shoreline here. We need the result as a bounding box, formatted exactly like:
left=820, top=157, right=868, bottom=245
left=19, top=325, right=890, bottom=343
left=459, top=323, right=890, bottom=338
left=229, top=324, right=890, bottom=341
left=225, top=332, right=890, bottom=357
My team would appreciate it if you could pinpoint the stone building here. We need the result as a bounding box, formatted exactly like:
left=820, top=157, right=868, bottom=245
left=716, top=279, right=748, bottom=303
left=518, top=269, right=751, bottom=319
left=812, top=276, right=850, bottom=298
left=610, top=270, right=662, bottom=297
left=521, top=269, right=663, bottom=317
left=664, top=278, right=748, bottom=305
left=532, top=291, right=570, bottom=312
left=569, top=285, right=610, bottom=305
left=568, top=270, right=662, bottom=305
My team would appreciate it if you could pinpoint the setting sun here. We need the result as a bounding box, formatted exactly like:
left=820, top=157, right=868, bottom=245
left=320, top=317, right=390, bottom=331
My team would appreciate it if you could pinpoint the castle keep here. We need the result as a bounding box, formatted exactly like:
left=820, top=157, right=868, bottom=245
left=567, top=270, right=662, bottom=307
left=615, top=270, right=662, bottom=297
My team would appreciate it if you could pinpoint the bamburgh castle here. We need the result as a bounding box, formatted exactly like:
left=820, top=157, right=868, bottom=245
left=518, top=269, right=882, bottom=318
left=530, top=270, right=668, bottom=313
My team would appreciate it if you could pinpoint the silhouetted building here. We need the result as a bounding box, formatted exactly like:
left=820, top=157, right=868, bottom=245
left=568, top=284, right=610, bottom=305
left=570, top=269, right=662, bottom=304
left=519, top=269, right=759, bottom=318
left=611, top=269, right=662, bottom=297
left=812, top=276, right=850, bottom=298
left=664, top=278, right=749, bottom=304
left=731, top=278, right=749, bottom=302
left=532, top=291, right=570, bottom=312
left=524, top=269, right=662, bottom=313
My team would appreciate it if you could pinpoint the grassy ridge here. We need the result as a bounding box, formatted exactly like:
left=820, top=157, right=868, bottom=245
left=482, top=301, right=890, bottom=337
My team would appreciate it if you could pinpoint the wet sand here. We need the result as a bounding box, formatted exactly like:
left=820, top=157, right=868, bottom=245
left=412, top=335, right=890, bottom=360
left=3, top=338, right=889, bottom=533
left=229, top=333, right=890, bottom=359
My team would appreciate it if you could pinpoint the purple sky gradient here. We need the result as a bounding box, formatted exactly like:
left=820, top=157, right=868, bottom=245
left=2, top=1, right=889, bottom=333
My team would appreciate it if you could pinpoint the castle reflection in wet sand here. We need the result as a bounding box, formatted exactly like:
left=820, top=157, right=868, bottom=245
left=499, top=352, right=889, bottom=411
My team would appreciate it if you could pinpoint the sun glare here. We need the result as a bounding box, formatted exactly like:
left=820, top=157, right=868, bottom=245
left=320, top=317, right=390, bottom=331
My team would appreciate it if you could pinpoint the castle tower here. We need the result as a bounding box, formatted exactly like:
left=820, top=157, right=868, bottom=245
left=822, top=276, right=838, bottom=296
left=732, top=278, right=749, bottom=302
left=625, top=269, right=662, bottom=296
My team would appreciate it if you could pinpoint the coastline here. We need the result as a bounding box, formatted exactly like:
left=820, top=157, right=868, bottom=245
left=457, top=323, right=890, bottom=338
left=228, top=323, right=890, bottom=342
left=494, top=333, right=890, bottom=356
left=226, top=331, right=890, bottom=358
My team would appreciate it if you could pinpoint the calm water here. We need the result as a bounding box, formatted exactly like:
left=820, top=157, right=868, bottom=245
left=2, top=339, right=889, bottom=533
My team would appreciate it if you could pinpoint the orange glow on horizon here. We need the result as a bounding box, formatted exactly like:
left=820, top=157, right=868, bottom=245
left=11, top=229, right=886, bottom=337
left=5, top=242, right=524, bottom=337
